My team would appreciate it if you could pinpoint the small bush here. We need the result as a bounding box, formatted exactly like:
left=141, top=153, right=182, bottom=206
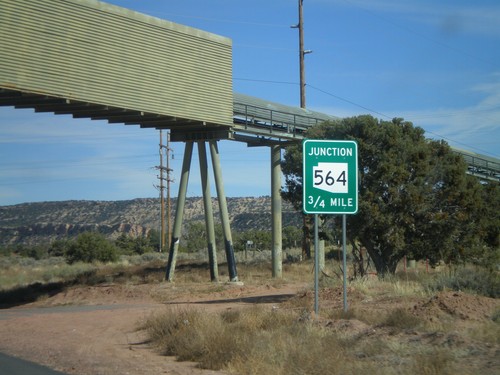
left=0, top=244, right=51, bottom=260
left=65, top=232, right=118, bottom=264
left=115, top=233, right=156, bottom=255
left=423, top=266, right=500, bottom=298
left=144, top=308, right=243, bottom=369
left=48, top=239, right=71, bottom=257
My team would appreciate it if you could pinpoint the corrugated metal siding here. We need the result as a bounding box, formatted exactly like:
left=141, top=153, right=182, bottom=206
left=0, top=0, right=233, bottom=126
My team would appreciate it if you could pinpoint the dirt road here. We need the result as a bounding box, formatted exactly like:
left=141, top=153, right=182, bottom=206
left=0, top=282, right=300, bottom=375
left=1, top=274, right=498, bottom=375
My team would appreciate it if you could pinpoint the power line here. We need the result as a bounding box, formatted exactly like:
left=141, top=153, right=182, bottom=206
left=421, top=129, right=498, bottom=157
left=234, top=77, right=298, bottom=86
left=234, top=76, right=498, bottom=157
left=308, top=84, right=498, bottom=156
left=233, top=43, right=296, bottom=52
left=307, top=84, right=392, bottom=119
left=234, top=76, right=393, bottom=118
left=150, top=11, right=289, bottom=28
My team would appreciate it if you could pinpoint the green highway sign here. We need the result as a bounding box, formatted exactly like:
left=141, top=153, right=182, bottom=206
left=303, top=139, right=358, bottom=214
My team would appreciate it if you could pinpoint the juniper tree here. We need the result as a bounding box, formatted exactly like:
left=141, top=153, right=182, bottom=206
left=282, top=115, right=485, bottom=276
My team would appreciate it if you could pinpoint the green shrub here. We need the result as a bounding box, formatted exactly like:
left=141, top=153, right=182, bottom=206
left=2, top=244, right=50, bottom=260
left=48, top=239, right=70, bottom=257
left=115, top=233, right=156, bottom=255
left=0, top=245, right=11, bottom=257
left=424, top=266, right=500, bottom=298
left=65, top=232, right=118, bottom=264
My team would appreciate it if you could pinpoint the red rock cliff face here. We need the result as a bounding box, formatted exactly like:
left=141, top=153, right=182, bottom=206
left=0, top=222, right=151, bottom=246
left=0, top=197, right=301, bottom=246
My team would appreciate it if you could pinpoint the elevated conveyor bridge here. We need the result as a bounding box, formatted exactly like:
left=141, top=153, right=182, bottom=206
left=5, top=87, right=496, bottom=182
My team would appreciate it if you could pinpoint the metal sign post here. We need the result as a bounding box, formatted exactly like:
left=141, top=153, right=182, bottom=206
left=314, top=214, right=319, bottom=315
left=303, top=140, right=358, bottom=314
left=342, top=214, right=348, bottom=312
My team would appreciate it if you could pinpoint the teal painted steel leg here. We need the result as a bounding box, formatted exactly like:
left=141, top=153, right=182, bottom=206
left=165, top=142, right=193, bottom=281
left=198, top=141, right=219, bottom=282
left=209, top=141, right=238, bottom=282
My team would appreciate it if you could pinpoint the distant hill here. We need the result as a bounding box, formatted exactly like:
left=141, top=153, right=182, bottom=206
left=0, top=197, right=302, bottom=246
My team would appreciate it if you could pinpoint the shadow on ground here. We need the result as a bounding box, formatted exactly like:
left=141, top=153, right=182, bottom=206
left=0, top=281, right=67, bottom=309
left=165, top=293, right=296, bottom=306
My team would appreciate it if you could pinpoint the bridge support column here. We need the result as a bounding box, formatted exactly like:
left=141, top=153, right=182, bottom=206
left=271, top=145, right=282, bottom=278
left=198, top=141, right=219, bottom=282
left=209, top=141, right=238, bottom=282
left=166, top=142, right=193, bottom=281
left=165, top=140, right=238, bottom=283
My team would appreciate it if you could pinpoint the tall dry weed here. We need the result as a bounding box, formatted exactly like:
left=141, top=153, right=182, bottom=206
left=144, top=306, right=420, bottom=375
left=411, top=349, right=456, bottom=375
left=383, top=307, right=423, bottom=330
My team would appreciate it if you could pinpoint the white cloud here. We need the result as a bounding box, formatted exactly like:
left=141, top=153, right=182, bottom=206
left=311, top=73, right=500, bottom=158
left=402, top=107, right=499, bottom=156
left=0, top=108, right=156, bottom=146
left=0, top=106, right=163, bottom=203
left=327, top=0, right=500, bottom=39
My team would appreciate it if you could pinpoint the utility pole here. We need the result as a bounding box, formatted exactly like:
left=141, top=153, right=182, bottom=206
left=292, top=0, right=313, bottom=260
left=165, top=132, right=173, bottom=250
left=292, top=0, right=312, bottom=109
left=156, top=130, right=173, bottom=252
left=158, top=130, right=166, bottom=252
left=293, top=1, right=326, bottom=315
left=298, top=0, right=306, bottom=108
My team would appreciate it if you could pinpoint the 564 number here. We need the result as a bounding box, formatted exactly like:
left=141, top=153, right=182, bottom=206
left=311, top=162, right=349, bottom=194
left=314, top=169, right=346, bottom=187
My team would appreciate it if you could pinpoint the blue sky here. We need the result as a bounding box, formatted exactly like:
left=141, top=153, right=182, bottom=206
left=1, top=0, right=499, bottom=205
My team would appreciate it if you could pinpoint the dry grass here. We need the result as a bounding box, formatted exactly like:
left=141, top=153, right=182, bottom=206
left=467, top=320, right=500, bottom=344
left=143, top=303, right=475, bottom=375
left=382, top=307, right=423, bottom=330
left=2, top=254, right=498, bottom=374
left=350, top=275, right=427, bottom=299
left=143, top=306, right=298, bottom=371
left=410, top=349, right=456, bottom=375
left=144, top=306, right=354, bottom=375
left=0, top=257, right=96, bottom=291
left=0, top=253, right=170, bottom=292
left=142, top=260, right=499, bottom=375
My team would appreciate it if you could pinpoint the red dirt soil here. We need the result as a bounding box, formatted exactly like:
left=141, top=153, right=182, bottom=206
left=0, top=282, right=302, bottom=375
left=0, top=280, right=498, bottom=374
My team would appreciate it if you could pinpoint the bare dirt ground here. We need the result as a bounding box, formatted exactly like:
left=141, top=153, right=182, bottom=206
left=0, top=278, right=304, bottom=375
left=0, top=265, right=499, bottom=375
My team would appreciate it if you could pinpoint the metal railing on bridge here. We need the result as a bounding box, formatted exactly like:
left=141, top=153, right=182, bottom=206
left=232, top=93, right=337, bottom=143
left=453, top=149, right=500, bottom=182
left=231, top=93, right=499, bottom=182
